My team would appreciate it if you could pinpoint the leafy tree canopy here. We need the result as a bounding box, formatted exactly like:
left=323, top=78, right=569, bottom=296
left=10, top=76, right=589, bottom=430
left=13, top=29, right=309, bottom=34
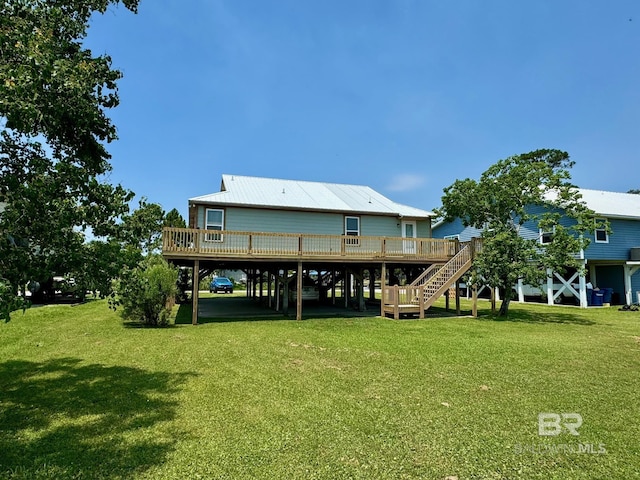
left=164, top=208, right=186, bottom=229
left=0, top=0, right=139, bottom=316
left=120, top=198, right=165, bottom=254
left=437, top=149, right=599, bottom=316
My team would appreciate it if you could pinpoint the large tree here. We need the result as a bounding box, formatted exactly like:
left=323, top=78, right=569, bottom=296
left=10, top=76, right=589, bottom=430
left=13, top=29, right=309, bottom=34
left=438, top=149, right=599, bottom=316
left=120, top=198, right=165, bottom=254
left=163, top=208, right=186, bottom=229
left=0, top=0, right=139, bottom=313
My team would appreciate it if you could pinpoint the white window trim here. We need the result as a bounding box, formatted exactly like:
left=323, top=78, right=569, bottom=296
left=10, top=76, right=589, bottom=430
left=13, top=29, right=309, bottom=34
left=444, top=234, right=460, bottom=240
left=345, top=216, right=360, bottom=246
left=594, top=218, right=609, bottom=243
left=539, top=226, right=555, bottom=245
left=205, top=208, right=224, bottom=242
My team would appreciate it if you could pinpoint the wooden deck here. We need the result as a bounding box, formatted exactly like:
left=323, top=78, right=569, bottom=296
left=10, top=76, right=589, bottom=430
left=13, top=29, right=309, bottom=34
left=162, top=227, right=459, bottom=263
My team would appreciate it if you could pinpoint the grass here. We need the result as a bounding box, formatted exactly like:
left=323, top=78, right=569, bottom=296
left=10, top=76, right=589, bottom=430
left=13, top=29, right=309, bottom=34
left=1, top=297, right=639, bottom=479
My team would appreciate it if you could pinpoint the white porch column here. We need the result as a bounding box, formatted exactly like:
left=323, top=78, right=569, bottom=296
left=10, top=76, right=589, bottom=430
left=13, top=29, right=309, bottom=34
left=517, top=278, right=525, bottom=303
left=624, top=264, right=640, bottom=305
left=578, top=264, right=588, bottom=308
left=546, top=268, right=554, bottom=305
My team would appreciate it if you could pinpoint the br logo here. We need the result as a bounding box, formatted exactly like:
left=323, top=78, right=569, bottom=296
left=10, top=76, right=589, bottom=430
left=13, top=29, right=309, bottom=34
left=538, top=413, right=583, bottom=436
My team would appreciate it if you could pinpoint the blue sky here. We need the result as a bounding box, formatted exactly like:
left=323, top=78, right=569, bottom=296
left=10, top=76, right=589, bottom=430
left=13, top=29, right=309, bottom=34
left=86, top=1, right=640, bottom=220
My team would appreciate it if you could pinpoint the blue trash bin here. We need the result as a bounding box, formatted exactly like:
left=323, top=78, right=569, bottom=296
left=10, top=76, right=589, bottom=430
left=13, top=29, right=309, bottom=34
left=586, top=289, right=593, bottom=306
left=602, top=288, right=613, bottom=304
left=592, top=291, right=604, bottom=306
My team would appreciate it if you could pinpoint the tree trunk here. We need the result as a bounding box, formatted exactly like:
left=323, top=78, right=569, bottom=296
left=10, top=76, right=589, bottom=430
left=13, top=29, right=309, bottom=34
left=498, top=287, right=512, bottom=316
left=498, top=297, right=511, bottom=316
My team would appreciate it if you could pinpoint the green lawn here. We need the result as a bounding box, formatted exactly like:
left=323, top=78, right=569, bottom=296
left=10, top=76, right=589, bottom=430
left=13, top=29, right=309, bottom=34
left=1, top=298, right=639, bottom=479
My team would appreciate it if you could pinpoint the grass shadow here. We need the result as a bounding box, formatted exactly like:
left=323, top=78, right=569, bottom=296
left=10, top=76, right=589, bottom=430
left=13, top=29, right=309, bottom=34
left=175, top=298, right=476, bottom=324
left=0, top=358, right=196, bottom=479
left=476, top=307, right=596, bottom=325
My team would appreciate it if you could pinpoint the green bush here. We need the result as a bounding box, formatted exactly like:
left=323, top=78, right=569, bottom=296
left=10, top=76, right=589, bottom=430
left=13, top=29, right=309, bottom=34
left=0, top=278, right=28, bottom=322
left=111, top=255, right=178, bottom=327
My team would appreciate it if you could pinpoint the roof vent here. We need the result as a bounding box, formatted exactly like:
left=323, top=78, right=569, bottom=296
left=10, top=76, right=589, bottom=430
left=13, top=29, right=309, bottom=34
left=282, top=188, right=285, bottom=194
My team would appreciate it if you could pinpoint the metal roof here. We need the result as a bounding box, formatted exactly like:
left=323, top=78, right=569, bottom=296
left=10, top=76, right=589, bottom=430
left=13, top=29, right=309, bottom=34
left=190, top=174, right=433, bottom=218
left=577, top=188, right=640, bottom=220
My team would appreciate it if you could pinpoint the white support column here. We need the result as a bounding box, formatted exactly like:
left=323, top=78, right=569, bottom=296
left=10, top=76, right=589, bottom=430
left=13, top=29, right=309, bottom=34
left=517, top=278, right=525, bottom=303
left=624, top=265, right=640, bottom=305
left=578, top=264, right=588, bottom=308
left=624, top=265, right=632, bottom=305
left=546, top=268, right=554, bottom=305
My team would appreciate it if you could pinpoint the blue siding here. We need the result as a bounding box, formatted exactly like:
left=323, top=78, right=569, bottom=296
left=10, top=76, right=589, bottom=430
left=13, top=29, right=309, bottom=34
left=434, top=206, right=640, bottom=262
left=585, top=218, right=640, bottom=261
left=194, top=204, right=430, bottom=237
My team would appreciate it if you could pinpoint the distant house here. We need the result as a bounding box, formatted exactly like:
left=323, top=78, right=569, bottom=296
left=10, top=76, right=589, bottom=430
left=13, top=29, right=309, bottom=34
left=163, top=175, right=473, bottom=322
left=433, top=188, right=640, bottom=307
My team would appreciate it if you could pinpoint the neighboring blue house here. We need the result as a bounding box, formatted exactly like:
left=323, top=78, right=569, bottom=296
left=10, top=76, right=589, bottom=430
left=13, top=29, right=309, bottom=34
left=433, top=188, right=640, bottom=307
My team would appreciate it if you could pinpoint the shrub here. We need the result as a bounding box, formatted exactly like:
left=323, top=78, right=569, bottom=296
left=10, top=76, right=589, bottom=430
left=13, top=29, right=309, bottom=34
left=111, top=255, right=178, bottom=327
left=0, top=278, right=28, bottom=322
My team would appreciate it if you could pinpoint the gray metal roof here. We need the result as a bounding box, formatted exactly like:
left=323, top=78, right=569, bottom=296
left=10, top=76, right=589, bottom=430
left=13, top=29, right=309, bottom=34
left=190, top=174, right=433, bottom=218
left=577, top=188, right=640, bottom=220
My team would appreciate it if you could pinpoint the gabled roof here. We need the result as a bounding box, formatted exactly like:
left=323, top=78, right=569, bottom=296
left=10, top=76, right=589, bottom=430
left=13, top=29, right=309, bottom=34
left=577, top=188, right=640, bottom=220
left=190, top=175, right=432, bottom=218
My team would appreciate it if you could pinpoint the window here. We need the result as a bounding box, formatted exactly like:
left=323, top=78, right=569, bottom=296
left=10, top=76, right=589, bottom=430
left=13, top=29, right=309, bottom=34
left=345, top=216, right=360, bottom=245
left=205, top=208, right=224, bottom=241
left=540, top=226, right=555, bottom=245
left=444, top=234, right=460, bottom=240
left=595, top=218, right=609, bottom=243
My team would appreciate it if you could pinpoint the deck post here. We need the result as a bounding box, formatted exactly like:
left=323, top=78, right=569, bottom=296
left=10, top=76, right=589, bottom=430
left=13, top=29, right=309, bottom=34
left=267, top=269, right=273, bottom=308
left=296, top=262, right=303, bottom=320
left=259, top=269, right=263, bottom=302
left=275, top=269, right=281, bottom=312
left=472, top=284, right=478, bottom=318
left=455, top=280, right=461, bottom=315
left=283, top=270, right=289, bottom=315
left=419, top=286, right=425, bottom=319
left=344, top=269, right=350, bottom=308
left=331, top=268, right=336, bottom=305
left=191, top=259, right=200, bottom=325
left=357, top=269, right=365, bottom=311
left=380, top=262, right=386, bottom=317
left=393, top=285, right=399, bottom=319
left=369, top=267, right=376, bottom=301
left=445, top=289, right=450, bottom=311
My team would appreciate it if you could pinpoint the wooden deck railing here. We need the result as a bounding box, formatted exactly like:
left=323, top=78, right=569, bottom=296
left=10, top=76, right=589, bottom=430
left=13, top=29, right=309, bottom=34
left=162, top=227, right=459, bottom=261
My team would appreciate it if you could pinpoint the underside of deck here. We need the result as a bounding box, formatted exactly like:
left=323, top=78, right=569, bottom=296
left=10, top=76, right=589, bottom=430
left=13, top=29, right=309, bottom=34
left=161, top=228, right=478, bottom=323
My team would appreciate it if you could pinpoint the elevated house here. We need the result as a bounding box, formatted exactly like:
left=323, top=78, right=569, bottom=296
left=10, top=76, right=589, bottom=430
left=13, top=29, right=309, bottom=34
left=433, top=188, right=640, bottom=307
left=162, top=175, right=479, bottom=322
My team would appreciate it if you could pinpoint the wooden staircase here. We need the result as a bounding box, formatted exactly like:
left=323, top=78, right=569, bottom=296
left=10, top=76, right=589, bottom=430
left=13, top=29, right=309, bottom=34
left=383, top=239, right=479, bottom=319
